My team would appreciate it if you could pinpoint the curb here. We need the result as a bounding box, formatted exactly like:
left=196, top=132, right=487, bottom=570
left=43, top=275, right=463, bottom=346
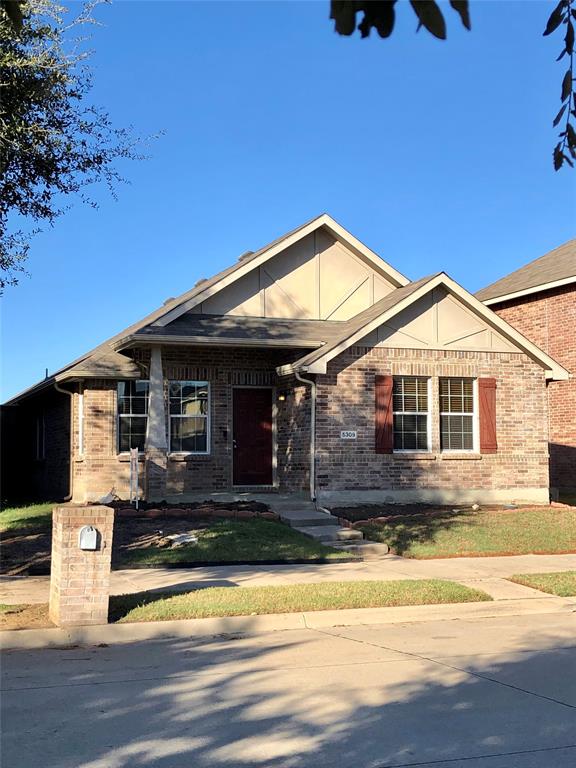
left=2, top=596, right=575, bottom=651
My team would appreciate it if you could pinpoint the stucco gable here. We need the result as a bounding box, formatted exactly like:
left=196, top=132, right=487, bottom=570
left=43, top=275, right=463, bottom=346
left=194, top=229, right=399, bottom=321
left=281, top=274, right=570, bottom=381
left=359, top=287, right=518, bottom=353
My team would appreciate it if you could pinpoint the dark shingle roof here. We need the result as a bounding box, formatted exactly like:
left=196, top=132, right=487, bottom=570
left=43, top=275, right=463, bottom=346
left=476, top=239, right=576, bottom=303
left=130, top=314, right=347, bottom=346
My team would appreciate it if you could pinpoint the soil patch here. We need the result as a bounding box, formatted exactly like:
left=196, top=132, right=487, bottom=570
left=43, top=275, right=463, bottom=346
left=1, top=500, right=273, bottom=576
left=0, top=604, right=53, bottom=631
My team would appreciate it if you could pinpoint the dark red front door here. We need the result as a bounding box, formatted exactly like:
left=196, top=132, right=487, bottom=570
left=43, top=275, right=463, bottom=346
left=233, top=388, right=273, bottom=485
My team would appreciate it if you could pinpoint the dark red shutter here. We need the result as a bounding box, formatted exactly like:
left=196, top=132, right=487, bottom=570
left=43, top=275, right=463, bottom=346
left=479, top=378, right=497, bottom=453
left=375, top=375, right=394, bottom=454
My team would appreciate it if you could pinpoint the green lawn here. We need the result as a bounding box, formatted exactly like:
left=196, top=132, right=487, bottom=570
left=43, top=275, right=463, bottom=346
left=110, top=579, right=491, bottom=623
left=354, top=507, right=576, bottom=558
left=0, top=502, right=54, bottom=533
left=509, top=571, right=576, bottom=596
left=119, top=518, right=352, bottom=566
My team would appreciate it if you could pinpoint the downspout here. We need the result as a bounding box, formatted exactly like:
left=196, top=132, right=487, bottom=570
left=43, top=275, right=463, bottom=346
left=53, top=381, right=74, bottom=502
left=294, top=371, right=316, bottom=502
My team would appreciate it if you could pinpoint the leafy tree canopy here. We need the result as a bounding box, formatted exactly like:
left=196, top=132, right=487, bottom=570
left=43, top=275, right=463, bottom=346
left=0, top=0, right=145, bottom=291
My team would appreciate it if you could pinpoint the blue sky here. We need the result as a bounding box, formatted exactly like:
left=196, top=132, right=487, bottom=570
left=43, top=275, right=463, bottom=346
left=2, top=0, right=575, bottom=400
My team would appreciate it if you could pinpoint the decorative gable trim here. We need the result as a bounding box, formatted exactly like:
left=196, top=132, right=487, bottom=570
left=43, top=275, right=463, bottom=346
left=279, top=274, right=570, bottom=381
left=152, top=214, right=409, bottom=327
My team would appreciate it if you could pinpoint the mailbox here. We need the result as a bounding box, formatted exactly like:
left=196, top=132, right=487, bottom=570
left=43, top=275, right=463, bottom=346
left=78, top=525, right=99, bottom=551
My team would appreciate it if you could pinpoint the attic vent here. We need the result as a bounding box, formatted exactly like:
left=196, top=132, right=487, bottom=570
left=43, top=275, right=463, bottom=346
left=238, top=250, right=254, bottom=262
left=194, top=278, right=208, bottom=287
left=163, top=297, right=175, bottom=305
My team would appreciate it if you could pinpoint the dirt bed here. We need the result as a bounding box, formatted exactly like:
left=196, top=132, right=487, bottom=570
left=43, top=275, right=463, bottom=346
left=1, top=500, right=270, bottom=576
left=333, top=503, right=521, bottom=523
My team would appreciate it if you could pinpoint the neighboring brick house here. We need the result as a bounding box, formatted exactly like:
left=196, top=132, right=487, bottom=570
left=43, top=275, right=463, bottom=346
left=476, top=239, right=576, bottom=494
left=2, top=214, right=569, bottom=506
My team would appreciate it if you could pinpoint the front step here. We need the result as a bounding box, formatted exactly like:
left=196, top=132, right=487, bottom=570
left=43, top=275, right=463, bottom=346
left=283, top=513, right=341, bottom=528
left=332, top=540, right=391, bottom=559
left=294, top=524, right=363, bottom=543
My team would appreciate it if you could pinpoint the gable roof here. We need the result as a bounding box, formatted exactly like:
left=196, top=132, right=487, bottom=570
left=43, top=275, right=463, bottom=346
left=476, top=239, right=576, bottom=305
left=5, top=214, right=407, bottom=404
left=152, top=213, right=409, bottom=327
left=279, top=273, right=570, bottom=380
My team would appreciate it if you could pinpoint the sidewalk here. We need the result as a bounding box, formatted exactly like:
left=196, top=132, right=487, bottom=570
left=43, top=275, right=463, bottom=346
left=3, top=553, right=576, bottom=605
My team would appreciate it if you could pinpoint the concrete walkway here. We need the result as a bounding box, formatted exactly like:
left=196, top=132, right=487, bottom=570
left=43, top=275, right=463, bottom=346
left=3, top=553, right=575, bottom=605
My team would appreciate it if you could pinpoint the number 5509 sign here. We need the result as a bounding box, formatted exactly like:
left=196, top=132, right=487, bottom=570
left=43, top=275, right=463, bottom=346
left=340, top=430, right=357, bottom=440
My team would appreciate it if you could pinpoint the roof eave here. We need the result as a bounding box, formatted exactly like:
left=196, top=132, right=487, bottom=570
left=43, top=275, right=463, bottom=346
left=481, top=274, right=576, bottom=306
left=115, top=335, right=325, bottom=351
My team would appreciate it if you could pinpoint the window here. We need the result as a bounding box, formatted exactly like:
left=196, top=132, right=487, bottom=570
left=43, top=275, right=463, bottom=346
left=169, top=381, right=209, bottom=453
left=117, top=381, right=149, bottom=452
left=440, top=378, right=475, bottom=451
left=393, top=377, right=429, bottom=451
left=35, top=413, right=45, bottom=460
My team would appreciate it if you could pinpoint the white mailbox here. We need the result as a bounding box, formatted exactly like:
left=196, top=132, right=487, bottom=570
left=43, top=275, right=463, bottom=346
left=78, top=525, right=99, bottom=551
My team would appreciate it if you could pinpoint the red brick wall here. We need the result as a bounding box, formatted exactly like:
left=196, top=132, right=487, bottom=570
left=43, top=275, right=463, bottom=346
left=73, top=347, right=311, bottom=501
left=493, top=284, right=576, bottom=489
left=315, top=347, right=549, bottom=498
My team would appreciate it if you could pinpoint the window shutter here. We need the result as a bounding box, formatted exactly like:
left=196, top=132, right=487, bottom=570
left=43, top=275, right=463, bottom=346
left=375, top=375, right=394, bottom=454
left=479, top=378, right=497, bottom=453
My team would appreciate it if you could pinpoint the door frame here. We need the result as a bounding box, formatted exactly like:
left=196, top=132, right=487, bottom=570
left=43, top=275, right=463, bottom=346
left=231, top=385, right=278, bottom=488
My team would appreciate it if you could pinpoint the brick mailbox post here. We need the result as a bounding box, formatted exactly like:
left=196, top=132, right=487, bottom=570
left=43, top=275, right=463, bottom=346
left=49, top=505, right=115, bottom=627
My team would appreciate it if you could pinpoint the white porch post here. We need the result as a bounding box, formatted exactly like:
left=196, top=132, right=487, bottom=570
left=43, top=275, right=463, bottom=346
left=144, top=346, right=167, bottom=500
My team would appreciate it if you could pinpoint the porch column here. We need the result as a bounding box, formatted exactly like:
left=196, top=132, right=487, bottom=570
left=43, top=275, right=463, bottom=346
left=144, top=346, right=168, bottom=501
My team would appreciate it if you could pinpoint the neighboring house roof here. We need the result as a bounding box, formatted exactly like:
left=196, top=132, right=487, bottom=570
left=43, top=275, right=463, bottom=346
left=476, top=239, right=576, bottom=305
left=280, top=273, right=570, bottom=380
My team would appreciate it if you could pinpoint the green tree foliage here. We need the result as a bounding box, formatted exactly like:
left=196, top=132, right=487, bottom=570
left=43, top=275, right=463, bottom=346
left=0, top=1, right=144, bottom=290
left=330, top=1, right=576, bottom=171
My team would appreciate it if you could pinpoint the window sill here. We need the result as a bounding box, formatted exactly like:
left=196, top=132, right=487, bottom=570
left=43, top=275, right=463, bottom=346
left=440, top=453, right=482, bottom=461
left=117, top=453, right=145, bottom=463
left=392, top=453, right=436, bottom=461
left=168, top=452, right=211, bottom=462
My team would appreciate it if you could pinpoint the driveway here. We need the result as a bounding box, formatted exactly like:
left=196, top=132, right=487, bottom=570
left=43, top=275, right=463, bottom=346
left=2, top=612, right=576, bottom=767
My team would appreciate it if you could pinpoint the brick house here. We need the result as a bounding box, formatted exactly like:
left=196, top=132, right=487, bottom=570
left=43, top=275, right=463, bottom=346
left=476, top=239, right=576, bottom=495
left=2, top=215, right=569, bottom=506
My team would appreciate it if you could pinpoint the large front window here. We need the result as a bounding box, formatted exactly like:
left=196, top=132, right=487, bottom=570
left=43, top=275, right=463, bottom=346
left=169, top=381, right=209, bottom=453
left=393, top=376, right=429, bottom=451
left=440, top=378, right=475, bottom=450
left=117, top=381, right=149, bottom=452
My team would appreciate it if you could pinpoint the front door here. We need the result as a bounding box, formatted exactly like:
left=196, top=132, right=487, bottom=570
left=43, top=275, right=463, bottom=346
left=233, top=388, right=273, bottom=485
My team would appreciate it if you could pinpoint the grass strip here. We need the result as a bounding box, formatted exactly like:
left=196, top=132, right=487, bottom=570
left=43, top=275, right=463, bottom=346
left=111, top=579, right=492, bottom=623
left=0, top=503, right=54, bottom=533
left=509, top=571, right=576, bottom=597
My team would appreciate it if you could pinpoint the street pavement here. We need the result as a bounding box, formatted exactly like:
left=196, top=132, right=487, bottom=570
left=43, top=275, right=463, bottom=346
left=2, top=611, right=575, bottom=767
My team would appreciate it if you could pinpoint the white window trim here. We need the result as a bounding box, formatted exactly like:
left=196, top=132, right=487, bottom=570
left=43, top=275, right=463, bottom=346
left=117, top=380, right=150, bottom=455
left=439, top=377, right=478, bottom=453
left=168, top=380, right=211, bottom=456
left=393, top=377, right=432, bottom=453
